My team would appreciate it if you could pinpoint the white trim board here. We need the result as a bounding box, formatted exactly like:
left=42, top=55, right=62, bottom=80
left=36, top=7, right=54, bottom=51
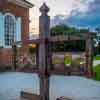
left=8, top=0, right=34, bottom=8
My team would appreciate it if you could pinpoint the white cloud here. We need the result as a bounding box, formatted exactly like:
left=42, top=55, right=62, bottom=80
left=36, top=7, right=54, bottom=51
left=28, top=0, right=92, bottom=34
left=29, top=0, right=90, bottom=18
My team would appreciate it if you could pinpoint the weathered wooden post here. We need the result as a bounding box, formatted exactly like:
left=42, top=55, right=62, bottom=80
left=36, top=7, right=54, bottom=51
left=36, top=44, right=39, bottom=67
left=0, top=46, right=3, bottom=66
left=12, top=43, right=17, bottom=70
left=85, top=32, right=94, bottom=77
left=39, top=3, right=50, bottom=100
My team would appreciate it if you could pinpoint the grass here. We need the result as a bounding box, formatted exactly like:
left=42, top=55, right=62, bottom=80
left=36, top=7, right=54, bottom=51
left=93, top=64, right=100, bottom=81
left=94, top=55, right=100, bottom=60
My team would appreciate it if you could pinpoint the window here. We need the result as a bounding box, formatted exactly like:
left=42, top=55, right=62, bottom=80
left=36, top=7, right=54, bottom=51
left=4, top=14, right=16, bottom=46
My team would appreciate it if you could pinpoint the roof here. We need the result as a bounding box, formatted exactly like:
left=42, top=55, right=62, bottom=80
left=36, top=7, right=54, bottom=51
left=22, top=0, right=34, bottom=7
left=8, top=0, right=34, bottom=8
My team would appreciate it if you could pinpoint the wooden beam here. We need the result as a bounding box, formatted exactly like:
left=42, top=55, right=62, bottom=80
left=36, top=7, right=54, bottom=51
left=13, top=39, right=42, bottom=45
left=49, top=35, right=85, bottom=42
left=13, top=34, right=87, bottom=46
left=21, top=91, right=40, bottom=100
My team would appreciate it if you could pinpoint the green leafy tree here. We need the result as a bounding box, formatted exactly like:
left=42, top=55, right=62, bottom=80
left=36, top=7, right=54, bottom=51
left=94, top=27, right=100, bottom=55
left=50, top=24, right=86, bottom=52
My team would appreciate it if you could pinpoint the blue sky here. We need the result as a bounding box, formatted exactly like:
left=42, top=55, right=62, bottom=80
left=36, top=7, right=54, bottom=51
left=29, top=0, right=100, bottom=32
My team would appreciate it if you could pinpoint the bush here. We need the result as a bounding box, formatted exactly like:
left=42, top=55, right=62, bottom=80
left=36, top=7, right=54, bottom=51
left=93, top=64, right=100, bottom=81
left=94, top=55, right=100, bottom=60
left=17, top=54, right=34, bottom=69
left=64, top=57, right=72, bottom=65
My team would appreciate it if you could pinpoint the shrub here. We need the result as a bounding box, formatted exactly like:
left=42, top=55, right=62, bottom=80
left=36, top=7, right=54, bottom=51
left=94, top=55, right=100, bottom=60
left=64, top=57, right=72, bottom=65
left=17, top=54, right=33, bottom=69
left=93, top=64, right=100, bottom=81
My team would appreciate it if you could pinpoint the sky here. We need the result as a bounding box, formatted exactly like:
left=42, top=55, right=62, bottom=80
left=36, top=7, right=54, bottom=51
left=28, top=0, right=100, bottom=34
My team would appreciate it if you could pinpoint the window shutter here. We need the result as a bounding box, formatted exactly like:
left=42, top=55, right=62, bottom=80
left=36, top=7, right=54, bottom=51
left=16, top=17, right=21, bottom=42
left=0, top=13, right=4, bottom=47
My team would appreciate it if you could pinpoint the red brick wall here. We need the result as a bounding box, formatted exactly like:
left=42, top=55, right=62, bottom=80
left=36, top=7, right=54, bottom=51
left=0, top=1, right=29, bottom=41
left=0, top=48, right=13, bottom=66
left=0, top=1, right=30, bottom=67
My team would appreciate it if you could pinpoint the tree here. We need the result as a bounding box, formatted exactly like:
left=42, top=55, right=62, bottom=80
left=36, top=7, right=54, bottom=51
left=79, top=28, right=89, bottom=33
left=95, top=27, right=100, bottom=33
left=94, top=27, right=100, bottom=55
left=51, top=24, right=80, bottom=36
left=50, top=24, right=88, bottom=52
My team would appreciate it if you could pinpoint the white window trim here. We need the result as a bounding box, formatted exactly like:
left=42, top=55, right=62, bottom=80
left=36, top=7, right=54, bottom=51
left=8, top=0, right=34, bottom=8
left=4, top=13, right=16, bottom=21
left=0, top=12, right=5, bottom=47
left=4, top=13, right=16, bottom=48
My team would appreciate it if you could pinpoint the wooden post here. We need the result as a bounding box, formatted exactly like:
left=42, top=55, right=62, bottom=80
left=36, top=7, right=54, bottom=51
left=85, top=33, right=94, bottom=77
left=36, top=44, right=39, bottom=67
left=39, top=3, right=50, bottom=100
left=0, top=46, right=3, bottom=66
left=12, top=43, right=17, bottom=70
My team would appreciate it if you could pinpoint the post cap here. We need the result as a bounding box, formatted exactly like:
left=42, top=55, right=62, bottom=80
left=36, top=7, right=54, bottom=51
left=40, top=3, right=49, bottom=14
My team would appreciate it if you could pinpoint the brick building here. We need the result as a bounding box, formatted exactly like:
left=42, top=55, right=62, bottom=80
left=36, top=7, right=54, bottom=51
left=0, top=0, right=34, bottom=67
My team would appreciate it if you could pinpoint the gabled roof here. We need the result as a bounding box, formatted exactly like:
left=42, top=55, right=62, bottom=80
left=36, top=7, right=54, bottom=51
left=8, top=0, right=34, bottom=8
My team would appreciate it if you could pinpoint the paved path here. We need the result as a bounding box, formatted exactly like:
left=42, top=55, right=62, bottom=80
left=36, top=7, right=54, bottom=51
left=0, top=72, right=100, bottom=100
